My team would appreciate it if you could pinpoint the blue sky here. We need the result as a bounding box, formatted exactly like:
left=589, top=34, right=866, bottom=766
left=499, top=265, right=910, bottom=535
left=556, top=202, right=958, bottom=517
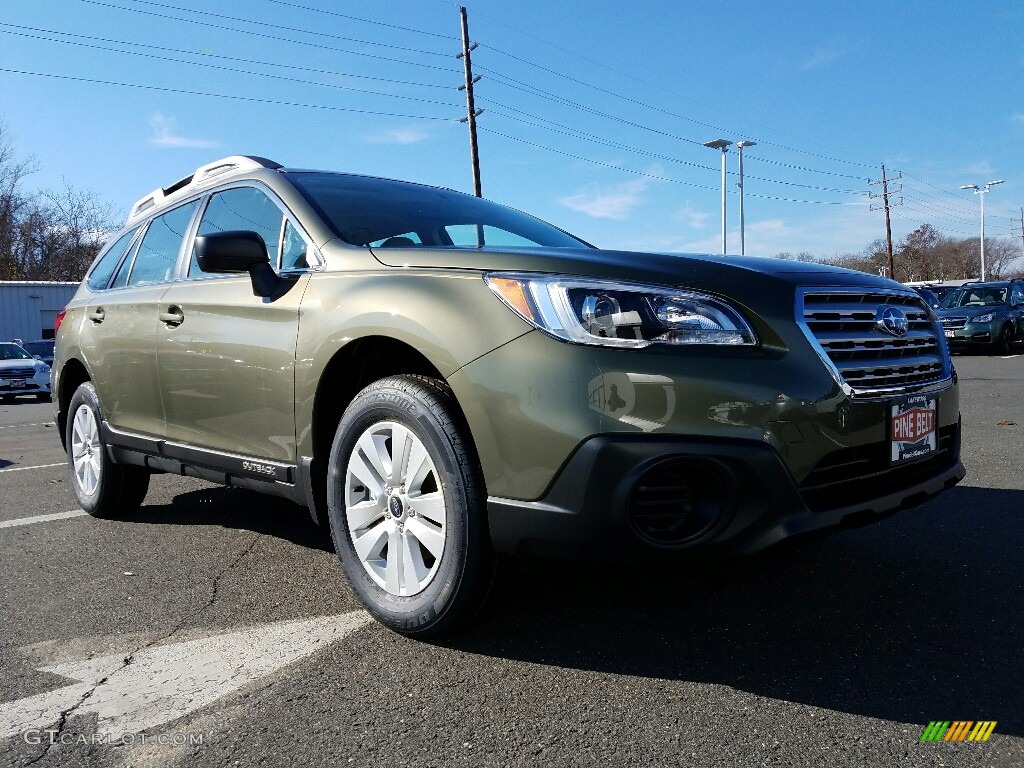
left=2, top=0, right=1023, bottom=266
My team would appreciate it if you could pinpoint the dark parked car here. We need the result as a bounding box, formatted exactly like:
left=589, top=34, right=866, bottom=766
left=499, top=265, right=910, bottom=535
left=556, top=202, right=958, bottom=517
left=937, top=280, right=1024, bottom=354
left=912, top=286, right=940, bottom=308
left=21, top=339, right=55, bottom=367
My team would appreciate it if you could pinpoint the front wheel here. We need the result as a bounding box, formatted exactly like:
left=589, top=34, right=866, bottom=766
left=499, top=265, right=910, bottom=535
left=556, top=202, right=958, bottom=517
left=66, top=382, right=150, bottom=517
left=995, top=324, right=1014, bottom=355
left=327, top=375, right=494, bottom=637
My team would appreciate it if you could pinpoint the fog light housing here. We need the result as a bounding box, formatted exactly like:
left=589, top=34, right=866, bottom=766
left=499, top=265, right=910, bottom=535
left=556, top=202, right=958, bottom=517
left=628, top=460, right=727, bottom=546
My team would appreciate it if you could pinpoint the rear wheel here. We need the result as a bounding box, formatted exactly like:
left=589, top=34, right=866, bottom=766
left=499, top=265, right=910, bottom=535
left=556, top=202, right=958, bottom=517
left=66, top=382, right=150, bottom=517
left=327, top=375, right=493, bottom=637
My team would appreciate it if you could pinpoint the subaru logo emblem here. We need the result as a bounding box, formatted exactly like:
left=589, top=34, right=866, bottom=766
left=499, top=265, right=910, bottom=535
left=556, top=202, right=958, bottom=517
left=877, top=306, right=909, bottom=337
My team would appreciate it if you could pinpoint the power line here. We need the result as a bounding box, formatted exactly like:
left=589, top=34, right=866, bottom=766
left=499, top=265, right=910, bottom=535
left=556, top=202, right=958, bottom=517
left=0, top=27, right=464, bottom=110
left=436, top=3, right=883, bottom=171
left=485, top=107, right=868, bottom=196
left=107, top=0, right=454, bottom=57
left=477, top=47, right=875, bottom=169
left=72, top=0, right=461, bottom=73
left=266, top=0, right=458, bottom=41
left=479, top=127, right=866, bottom=205
left=0, top=22, right=456, bottom=90
left=480, top=67, right=869, bottom=181
left=0, top=68, right=461, bottom=121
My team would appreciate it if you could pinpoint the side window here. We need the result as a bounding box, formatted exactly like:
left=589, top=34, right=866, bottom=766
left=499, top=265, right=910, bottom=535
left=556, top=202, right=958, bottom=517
left=190, top=187, right=283, bottom=276
left=281, top=220, right=309, bottom=270
left=86, top=228, right=137, bottom=290
left=1011, top=283, right=1024, bottom=306
left=109, top=233, right=141, bottom=290
left=128, top=201, right=199, bottom=287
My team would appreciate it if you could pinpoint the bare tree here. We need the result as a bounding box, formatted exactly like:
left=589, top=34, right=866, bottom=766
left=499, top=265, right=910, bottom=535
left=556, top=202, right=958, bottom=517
left=0, top=125, right=114, bottom=282
left=0, top=123, right=40, bottom=280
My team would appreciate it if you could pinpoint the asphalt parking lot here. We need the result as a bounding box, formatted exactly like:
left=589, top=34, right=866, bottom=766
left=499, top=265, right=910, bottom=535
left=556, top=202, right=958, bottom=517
left=1, top=354, right=1022, bottom=768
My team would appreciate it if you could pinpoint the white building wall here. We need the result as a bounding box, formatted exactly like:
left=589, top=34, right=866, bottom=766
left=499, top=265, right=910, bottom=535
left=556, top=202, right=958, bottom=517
left=0, top=282, right=80, bottom=342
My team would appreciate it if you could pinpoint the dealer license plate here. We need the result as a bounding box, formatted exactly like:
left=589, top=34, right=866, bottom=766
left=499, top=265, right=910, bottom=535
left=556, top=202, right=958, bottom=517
left=890, top=396, right=937, bottom=463
left=8, top=379, right=25, bottom=388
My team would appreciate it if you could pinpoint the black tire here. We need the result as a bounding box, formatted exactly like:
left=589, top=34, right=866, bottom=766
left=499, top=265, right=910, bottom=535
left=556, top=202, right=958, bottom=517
left=66, top=382, right=150, bottom=518
left=35, top=392, right=51, bottom=403
left=327, top=374, right=494, bottom=637
left=995, top=324, right=1013, bottom=355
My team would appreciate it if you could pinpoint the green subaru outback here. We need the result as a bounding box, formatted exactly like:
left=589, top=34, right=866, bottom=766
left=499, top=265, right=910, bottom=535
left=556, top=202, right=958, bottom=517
left=52, top=156, right=965, bottom=636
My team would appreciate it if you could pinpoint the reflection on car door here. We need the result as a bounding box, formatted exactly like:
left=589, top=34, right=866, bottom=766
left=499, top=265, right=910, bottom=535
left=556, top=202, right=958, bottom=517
left=156, top=186, right=308, bottom=463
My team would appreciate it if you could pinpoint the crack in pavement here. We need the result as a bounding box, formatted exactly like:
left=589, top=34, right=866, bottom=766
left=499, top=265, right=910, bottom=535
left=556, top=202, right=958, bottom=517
left=24, top=532, right=262, bottom=764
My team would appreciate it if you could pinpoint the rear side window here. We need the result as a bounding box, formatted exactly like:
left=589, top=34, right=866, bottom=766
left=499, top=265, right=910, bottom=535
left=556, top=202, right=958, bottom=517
left=128, top=201, right=199, bottom=286
left=1011, top=283, right=1024, bottom=306
left=189, top=187, right=283, bottom=276
left=86, top=229, right=137, bottom=290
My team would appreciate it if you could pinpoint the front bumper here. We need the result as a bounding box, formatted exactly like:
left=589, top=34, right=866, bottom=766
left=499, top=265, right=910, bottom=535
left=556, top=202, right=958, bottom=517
left=488, top=425, right=965, bottom=559
left=0, top=372, right=50, bottom=397
left=942, top=322, right=998, bottom=348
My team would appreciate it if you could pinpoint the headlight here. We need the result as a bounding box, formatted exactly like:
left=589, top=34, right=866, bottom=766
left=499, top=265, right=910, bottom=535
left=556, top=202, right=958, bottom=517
left=485, top=273, right=757, bottom=348
left=971, top=313, right=995, bottom=324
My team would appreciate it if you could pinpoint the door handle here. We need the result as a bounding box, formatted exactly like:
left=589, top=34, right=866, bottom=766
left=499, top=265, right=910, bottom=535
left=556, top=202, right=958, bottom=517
left=159, top=306, right=185, bottom=327
left=87, top=307, right=105, bottom=323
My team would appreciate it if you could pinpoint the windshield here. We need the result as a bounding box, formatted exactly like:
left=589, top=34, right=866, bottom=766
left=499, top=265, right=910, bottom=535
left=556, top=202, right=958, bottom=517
left=21, top=341, right=54, bottom=356
left=0, top=344, right=33, bottom=361
left=288, top=172, right=591, bottom=249
left=939, top=284, right=1008, bottom=309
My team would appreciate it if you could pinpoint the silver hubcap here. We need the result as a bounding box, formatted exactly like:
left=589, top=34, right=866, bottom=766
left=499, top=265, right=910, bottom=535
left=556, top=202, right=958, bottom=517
left=344, top=421, right=447, bottom=597
left=71, top=404, right=102, bottom=497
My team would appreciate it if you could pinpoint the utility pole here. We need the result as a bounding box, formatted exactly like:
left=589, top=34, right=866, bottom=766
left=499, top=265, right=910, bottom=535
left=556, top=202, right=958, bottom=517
left=736, top=141, right=756, bottom=255
left=869, top=164, right=902, bottom=280
left=1016, top=208, right=1024, bottom=260
left=457, top=7, right=483, bottom=198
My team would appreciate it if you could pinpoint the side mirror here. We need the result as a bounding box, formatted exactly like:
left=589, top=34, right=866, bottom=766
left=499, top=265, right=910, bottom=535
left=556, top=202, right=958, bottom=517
left=194, top=231, right=282, bottom=298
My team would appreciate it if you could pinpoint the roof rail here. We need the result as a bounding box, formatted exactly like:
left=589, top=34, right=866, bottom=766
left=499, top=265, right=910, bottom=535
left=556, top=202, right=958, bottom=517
left=125, top=155, right=283, bottom=226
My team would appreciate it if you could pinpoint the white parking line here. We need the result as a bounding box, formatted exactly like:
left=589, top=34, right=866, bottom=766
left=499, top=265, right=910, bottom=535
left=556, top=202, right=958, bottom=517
left=0, top=510, right=88, bottom=529
left=0, top=463, right=64, bottom=473
left=0, top=422, right=54, bottom=430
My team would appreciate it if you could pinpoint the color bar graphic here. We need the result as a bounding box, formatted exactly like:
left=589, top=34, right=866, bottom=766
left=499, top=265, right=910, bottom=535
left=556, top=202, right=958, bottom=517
left=920, top=720, right=996, bottom=742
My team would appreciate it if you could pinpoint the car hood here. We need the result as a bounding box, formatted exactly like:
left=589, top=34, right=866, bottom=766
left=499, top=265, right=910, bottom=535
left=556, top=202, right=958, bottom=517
left=937, top=305, right=1005, bottom=319
left=0, top=358, right=39, bottom=370
left=367, top=245, right=901, bottom=293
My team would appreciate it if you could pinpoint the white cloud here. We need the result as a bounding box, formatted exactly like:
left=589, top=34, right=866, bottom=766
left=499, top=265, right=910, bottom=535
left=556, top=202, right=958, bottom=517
left=964, top=161, right=995, bottom=177
left=366, top=126, right=432, bottom=145
left=673, top=203, right=710, bottom=229
left=148, top=113, right=218, bottom=149
left=802, top=44, right=846, bottom=71
left=560, top=178, right=651, bottom=220
left=1012, top=113, right=1024, bottom=125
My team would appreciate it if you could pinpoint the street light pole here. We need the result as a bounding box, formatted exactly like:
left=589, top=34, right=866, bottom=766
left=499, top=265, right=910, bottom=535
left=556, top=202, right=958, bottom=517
left=704, top=139, right=732, bottom=254
left=736, top=141, right=756, bottom=255
left=960, top=179, right=1004, bottom=280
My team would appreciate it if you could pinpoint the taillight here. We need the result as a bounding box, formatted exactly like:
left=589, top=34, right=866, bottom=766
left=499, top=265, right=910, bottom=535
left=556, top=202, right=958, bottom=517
left=54, top=308, right=67, bottom=335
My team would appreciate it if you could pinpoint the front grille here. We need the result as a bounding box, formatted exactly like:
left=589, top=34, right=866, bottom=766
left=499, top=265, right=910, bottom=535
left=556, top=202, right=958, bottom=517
left=799, top=289, right=949, bottom=395
left=799, top=424, right=958, bottom=512
left=940, top=316, right=967, bottom=330
left=0, top=367, right=34, bottom=380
